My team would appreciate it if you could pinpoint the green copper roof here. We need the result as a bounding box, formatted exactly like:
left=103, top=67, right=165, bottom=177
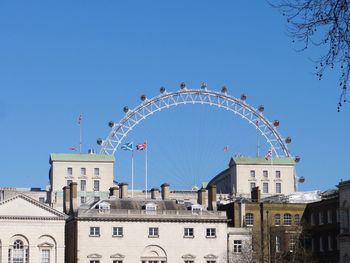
left=231, top=156, right=295, bottom=165
left=50, top=153, right=115, bottom=163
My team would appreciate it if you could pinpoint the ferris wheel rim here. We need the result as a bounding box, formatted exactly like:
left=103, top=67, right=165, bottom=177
left=99, top=87, right=292, bottom=157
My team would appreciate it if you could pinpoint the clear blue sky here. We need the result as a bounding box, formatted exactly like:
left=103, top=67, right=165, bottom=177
left=0, top=1, right=349, bottom=192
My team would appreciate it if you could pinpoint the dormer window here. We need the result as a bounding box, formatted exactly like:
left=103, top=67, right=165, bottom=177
left=191, top=204, right=203, bottom=214
left=145, top=203, right=157, bottom=214
left=98, top=202, right=110, bottom=211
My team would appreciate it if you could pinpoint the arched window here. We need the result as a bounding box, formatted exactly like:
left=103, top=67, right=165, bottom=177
left=283, top=213, right=292, bottom=226
left=294, top=214, right=300, bottom=225
left=275, top=214, right=281, bottom=225
left=245, top=213, right=254, bottom=226
left=8, top=240, right=28, bottom=263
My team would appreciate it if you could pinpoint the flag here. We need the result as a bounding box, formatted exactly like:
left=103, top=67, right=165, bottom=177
left=265, top=147, right=272, bottom=160
left=121, top=142, right=133, bottom=151
left=78, top=113, right=83, bottom=125
left=69, top=147, right=77, bottom=151
left=223, top=145, right=229, bottom=152
left=136, top=143, right=147, bottom=150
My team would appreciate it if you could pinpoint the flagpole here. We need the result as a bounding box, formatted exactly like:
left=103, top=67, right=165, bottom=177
left=145, top=140, right=148, bottom=199
left=79, top=123, right=82, bottom=153
left=131, top=150, right=134, bottom=198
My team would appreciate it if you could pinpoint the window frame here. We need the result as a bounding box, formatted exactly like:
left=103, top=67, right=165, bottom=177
left=112, top=227, right=123, bottom=237
left=245, top=213, right=254, bottom=226
left=263, top=182, right=269, bottom=193
left=89, top=226, right=100, bottom=237
left=276, top=182, right=281, bottom=193
left=283, top=213, right=292, bottom=226
left=184, top=228, right=194, bottom=238
left=206, top=228, right=216, bottom=238
left=148, top=227, right=159, bottom=238
left=233, top=240, right=242, bottom=253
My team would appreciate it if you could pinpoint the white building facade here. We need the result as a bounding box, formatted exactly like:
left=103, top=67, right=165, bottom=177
left=0, top=194, right=66, bottom=263
left=49, top=153, right=115, bottom=212
left=209, top=156, right=296, bottom=197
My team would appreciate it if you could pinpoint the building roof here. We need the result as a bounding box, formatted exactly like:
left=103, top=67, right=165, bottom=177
left=50, top=153, right=115, bottom=163
left=230, top=156, right=295, bottom=166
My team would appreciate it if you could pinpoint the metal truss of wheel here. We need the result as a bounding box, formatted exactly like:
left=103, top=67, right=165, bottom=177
left=97, top=83, right=293, bottom=158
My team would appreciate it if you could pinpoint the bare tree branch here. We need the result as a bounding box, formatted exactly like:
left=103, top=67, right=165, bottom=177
left=271, top=0, right=350, bottom=111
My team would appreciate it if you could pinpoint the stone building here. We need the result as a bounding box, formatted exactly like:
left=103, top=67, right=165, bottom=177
left=301, top=188, right=340, bottom=263
left=64, top=182, right=228, bottom=263
left=48, top=153, right=115, bottom=212
left=0, top=194, right=66, bottom=263
left=209, top=156, right=296, bottom=198
left=338, top=180, right=350, bottom=263
left=219, top=187, right=307, bottom=262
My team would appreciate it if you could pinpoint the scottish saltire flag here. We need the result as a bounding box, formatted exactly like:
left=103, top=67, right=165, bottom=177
left=265, top=147, right=272, bottom=160
left=121, top=142, right=133, bottom=151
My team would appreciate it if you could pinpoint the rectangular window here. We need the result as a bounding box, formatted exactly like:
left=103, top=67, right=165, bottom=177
left=319, top=211, right=324, bottom=225
left=93, top=180, right=100, bottom=191
left=81, top=167, right=86, bottom=175
left=148, top=227, right=159, bottom=237
left=276, top=183, right=281, bottom=193
left=250, top=182, right=256, bottom=191
left=184, top=261, right=194, bottom=263
left=245, top=213, right=254, bottom=226
left=250, top=170, right=255, bottom=177
left=263, top=170, right=268, bottom=178
left=89, top=227, right=100, bottom=237
left=94, top=168, right=100, bottom=176
left=206, top=228, right=216, bottom=238
left=80, top=180, right=86, bottom=191
left=80, top=196, right=86, bottom=204
left=184, top=228, right=194, bottom=237
left=113, top=227, right=123, bottom=237
left=310, top=213, right=315, bottom=225
left=276, top=236, right=281, bottom=253
left=327, top=210, right=332, bottom=224
left=263, top=183, right=269, bottom=193
left=90, top=261, right=99, bottom=263
left=320, top=236, right=324, bottom=252
left=67, top=167, right=73, bottom=176
left=233, top=240, right=242, bottom=253
left=66, top=180, right=72, bottom=186
left=41, top=249, right=50, bottom=263
left=289, top=235, right=296, bottom=252
left=207, top=261, right=216, bottom=263
left=275, top=170, right=281, bottom=178
left=328, top=235, right=333, bottom=251
left=113, top=261, right=122, bottom=263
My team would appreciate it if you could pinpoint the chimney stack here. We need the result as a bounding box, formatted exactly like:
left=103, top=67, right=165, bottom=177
left=207, top=184, right=217, bottom=211
left=251, top=186, right=261, bottom=203
left=161, top=183, right=170, bottom=200
left=151, top=188, right=160, bottom=200
left=69, top=182, right=78, bottom=214
left=197, top=188, right=207, bottom=207
left=109, top=186, right=119, bottom=198
left=62, top=186, right=71, bottom=214
left=119, top=183, right=128, bottom=199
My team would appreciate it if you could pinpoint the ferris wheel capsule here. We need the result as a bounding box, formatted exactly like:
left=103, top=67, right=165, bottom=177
left=258, top=105, right=265, bottom=112
left=96, top=138, right=103, bottom=145
left=273, top=120, right=280, bottom=127
left=201, top=82, right=207, bottom=89
left=140, top=95, right=147, bottom=101
left=108, top=121, right=115, bottom=128
left=123, top=106, right=129, bottom=113
left=221, top=86, right=228, bottom=93
left=294, top=156, right=301, bottom=163
left=298, top=176, right=305, bottom=183
left=240, top=94, right=247, bottom=101
left=160, top=86, right=166, bottom=94
left=180, top=82, right=187, bottom=89
left=285, top=137, right=292, bottom=144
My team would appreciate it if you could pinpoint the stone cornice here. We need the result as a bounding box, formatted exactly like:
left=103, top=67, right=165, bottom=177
left=0, top=215, right=66, bottom=221
left=75, top=216, right=228, bottom=223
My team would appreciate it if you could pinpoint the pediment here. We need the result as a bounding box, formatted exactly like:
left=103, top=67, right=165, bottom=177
left=204, top=254, right=218, bottom=259
left=38, top=242, right=54, bottom=248
left=110, top=253, right=125, bottom=259
left=0, top=194, right=66, bottom=219
left=182, top=254, right=196, bottom=259
left=87, top=253, right=102, bottom=258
